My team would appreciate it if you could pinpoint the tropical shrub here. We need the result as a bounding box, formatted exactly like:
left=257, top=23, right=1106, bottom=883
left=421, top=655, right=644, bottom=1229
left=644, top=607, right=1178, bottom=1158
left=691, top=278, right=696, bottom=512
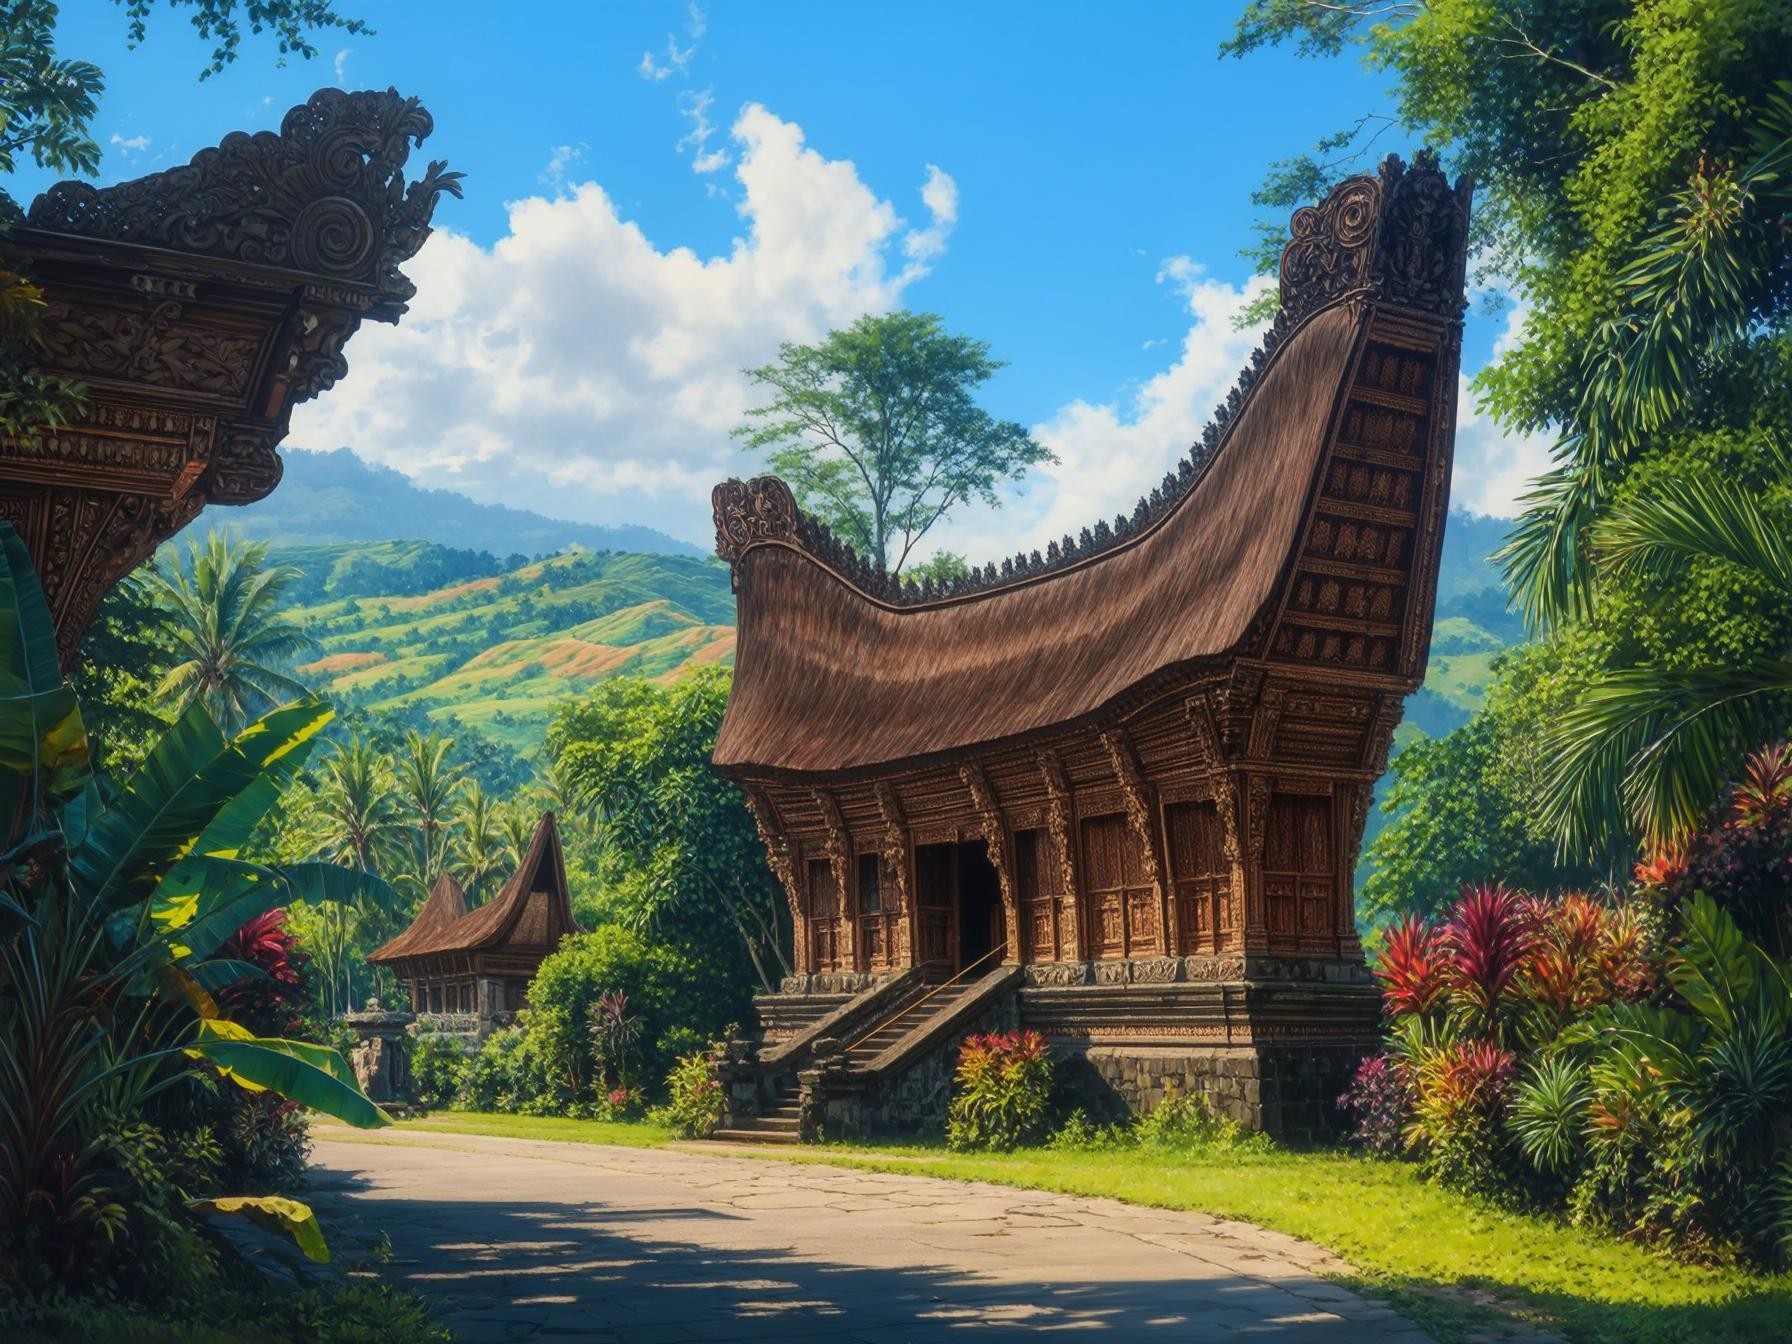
left=513, top=926, right=737, bottom=1113
left=660, top=1050, right=725, bottom=1139
left=945, top=1030, right=1053, bottom=1152
left=1366, top=865, right=1792, bottom=1268
left=0, top=522, right=394, bottom=1294
left=407, top=1032, right=471, bottom=1110
left=1134, top=1086, right=1261, bottom=1153
left=1338, top=1054, right=1409, bottom=1158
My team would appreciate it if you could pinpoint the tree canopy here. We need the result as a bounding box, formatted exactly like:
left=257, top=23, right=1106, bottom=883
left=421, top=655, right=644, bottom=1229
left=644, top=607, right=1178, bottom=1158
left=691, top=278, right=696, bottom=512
left=735, top=310, right=1053, bottom=576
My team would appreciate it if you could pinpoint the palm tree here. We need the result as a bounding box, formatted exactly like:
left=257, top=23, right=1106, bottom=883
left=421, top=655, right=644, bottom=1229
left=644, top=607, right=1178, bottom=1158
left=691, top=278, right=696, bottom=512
left=496, top=801, right=537, bottom=873
left=148, top=530, right=313, bottom=734
left=1540, top=470, right=1792, bottom=855
left=453, top=781, right=507, bottom=902
left=394, top=729, right=465, bottom=896
left=309, top=735, right=401, bottom=1014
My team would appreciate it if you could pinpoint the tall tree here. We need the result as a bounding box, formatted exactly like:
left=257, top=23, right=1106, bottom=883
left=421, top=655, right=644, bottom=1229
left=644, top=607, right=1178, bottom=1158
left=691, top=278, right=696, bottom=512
left=148, top=530, right=313, bottom=735
left=735, top=311, right=1053, bottom=575
left=548, top=670, right=787, bottom=994
left=307, top=734, right=400, bottom=1015
left=453, top=780, right=508, bottom=902
left=393, top=728, right=465, bottom=896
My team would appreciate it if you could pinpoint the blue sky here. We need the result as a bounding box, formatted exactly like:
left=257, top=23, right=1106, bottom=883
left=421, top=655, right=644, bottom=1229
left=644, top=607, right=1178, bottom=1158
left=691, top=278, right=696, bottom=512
left=28, top=2, right=1546, bottom=553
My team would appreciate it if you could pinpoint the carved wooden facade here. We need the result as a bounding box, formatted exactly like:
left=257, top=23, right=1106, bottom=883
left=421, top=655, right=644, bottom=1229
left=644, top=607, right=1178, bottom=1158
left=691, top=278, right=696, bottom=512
left=710, top=156, right=1471, bottom=1059
left=0, top=88, right=459, bottom=664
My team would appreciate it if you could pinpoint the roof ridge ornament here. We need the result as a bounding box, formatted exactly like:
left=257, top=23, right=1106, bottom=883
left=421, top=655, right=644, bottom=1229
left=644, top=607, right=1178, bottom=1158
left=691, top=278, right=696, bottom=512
left=26, top=87, right=464, bottom=320
left=712, top=150, right=1471, bottom=604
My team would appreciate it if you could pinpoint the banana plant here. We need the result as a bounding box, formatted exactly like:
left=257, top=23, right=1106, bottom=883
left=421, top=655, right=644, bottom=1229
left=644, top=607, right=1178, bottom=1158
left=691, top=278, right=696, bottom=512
left=0, top=521, right=396, bottom=1271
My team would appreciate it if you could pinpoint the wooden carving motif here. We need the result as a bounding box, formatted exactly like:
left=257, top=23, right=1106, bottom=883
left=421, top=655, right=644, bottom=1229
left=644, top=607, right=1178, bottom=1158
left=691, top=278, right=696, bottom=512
left=1100, top=727, right=1169, bottom=955
left=712, top=476, right=799, bottom=568
left=1036, top=749, right=1080, bottom=961
left=5, top=88, right=457, bottom=666
left=874, top=781, right=911, bottom=963
left=811, top=788, right=853, bottom=935
left=28, top=87, right=463, bottom=314
left=743, top=788, right=802, bottom=919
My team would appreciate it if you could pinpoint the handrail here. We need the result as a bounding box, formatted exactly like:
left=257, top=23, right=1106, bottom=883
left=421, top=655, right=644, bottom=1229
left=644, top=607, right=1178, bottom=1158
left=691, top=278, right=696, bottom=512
left=839, top=945, right=1005, bottom=1057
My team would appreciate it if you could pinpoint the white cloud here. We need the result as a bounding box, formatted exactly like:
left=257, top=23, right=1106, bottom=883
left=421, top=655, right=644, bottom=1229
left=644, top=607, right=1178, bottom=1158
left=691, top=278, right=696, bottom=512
left=639, top=7, right=703, bottom=82
left=930, top=260, right=1274, bottom=561
left=900, top=164, right=957, bottom=271
left=109, top=132, right=151, bottom=153
left=333, top=48, right=351, bottom=84
left=1449, top=296, right=1556, bottom=517
left=287, top=105, right=956, bottom=544
left=677, top=89, right=728, bottom=174
left=638, top=51, right=671, bottom=82
left=540, top=143, right=587, bottom=196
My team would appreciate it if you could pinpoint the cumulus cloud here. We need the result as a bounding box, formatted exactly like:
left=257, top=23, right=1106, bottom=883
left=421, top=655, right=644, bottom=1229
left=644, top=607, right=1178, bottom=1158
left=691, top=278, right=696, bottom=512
left=1449, top=296, right=1556, bottom=517
left=677, top=89, right=728, bottom=174
left=929, top=260, right=1274, bottom=562
left=333, top=48, right=351, bottom=83
left=109, top=132, right=151, bottom=153
left=287, top=105, right=956, bottom=543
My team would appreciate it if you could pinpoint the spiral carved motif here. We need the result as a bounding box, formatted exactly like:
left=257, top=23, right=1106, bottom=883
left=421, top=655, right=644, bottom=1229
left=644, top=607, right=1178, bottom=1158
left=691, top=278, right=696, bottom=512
left=292, top=196, right=375, bottom=274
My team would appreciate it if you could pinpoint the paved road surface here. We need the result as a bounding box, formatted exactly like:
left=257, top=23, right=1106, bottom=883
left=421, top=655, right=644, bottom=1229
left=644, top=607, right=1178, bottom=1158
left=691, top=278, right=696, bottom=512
left=309, top=1129, right=1434, bottom=1342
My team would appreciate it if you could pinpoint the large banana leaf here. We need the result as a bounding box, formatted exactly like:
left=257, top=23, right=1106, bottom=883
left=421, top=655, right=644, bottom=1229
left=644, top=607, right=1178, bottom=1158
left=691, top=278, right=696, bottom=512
left=0, top=521, right=90, bottom=822
left=189, top=1020, right=388, bottom=1128
left=189, top=1194, right=329, bottom=1263
left=150, top=856, right=400, bottom=965
left=71, top=700, right=333, bottom=911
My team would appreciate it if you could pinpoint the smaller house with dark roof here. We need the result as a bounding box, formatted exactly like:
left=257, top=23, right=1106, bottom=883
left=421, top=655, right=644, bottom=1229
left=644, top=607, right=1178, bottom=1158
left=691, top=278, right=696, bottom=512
left=369, top=812, right=580, bottom=1035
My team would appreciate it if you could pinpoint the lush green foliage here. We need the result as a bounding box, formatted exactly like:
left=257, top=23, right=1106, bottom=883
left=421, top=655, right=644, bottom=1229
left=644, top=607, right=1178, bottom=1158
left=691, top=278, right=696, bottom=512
left=549, top=670, right=782, bottom=994
left=735, top=310, right=1053, bottom=575
left=406, top=1032, right=470, bottom=1111
left=945, top=1030, right=1054, bottom=1152
left=660, top=1051, right=725, bottom=1139
left=0, top=522, right=393, bottom=1302
left=1348, top=870, right=1792, bottom=1269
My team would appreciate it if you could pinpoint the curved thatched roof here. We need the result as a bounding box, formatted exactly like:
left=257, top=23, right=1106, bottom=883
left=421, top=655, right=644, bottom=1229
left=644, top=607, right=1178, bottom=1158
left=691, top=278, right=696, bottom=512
left=367, top=813, right=578, bottom=965
left=709, top=154, right=1472, bottom=780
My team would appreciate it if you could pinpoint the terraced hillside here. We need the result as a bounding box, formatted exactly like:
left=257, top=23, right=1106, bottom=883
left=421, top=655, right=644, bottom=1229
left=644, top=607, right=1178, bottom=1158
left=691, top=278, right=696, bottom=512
left=281, top=545, right=736, bottom=751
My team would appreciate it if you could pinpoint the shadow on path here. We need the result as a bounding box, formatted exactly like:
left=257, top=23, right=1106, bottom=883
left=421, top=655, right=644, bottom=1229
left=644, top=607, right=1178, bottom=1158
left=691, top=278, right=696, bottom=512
left=307, top=1162, right=1419, bottom=1343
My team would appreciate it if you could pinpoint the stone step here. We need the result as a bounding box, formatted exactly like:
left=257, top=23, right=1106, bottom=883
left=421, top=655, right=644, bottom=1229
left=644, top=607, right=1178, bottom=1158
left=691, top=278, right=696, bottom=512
left=711, top=1127, right=800, bottom=1144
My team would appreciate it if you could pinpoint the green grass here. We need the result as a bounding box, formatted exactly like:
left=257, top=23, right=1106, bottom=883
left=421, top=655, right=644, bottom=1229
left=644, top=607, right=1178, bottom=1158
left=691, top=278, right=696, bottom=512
left=383, top=1111, right=1792, bottom=1344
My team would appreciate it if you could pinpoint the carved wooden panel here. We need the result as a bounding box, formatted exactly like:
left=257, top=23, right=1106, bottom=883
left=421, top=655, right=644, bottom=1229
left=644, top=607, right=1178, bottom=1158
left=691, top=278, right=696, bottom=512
left=914, top=843, right=954, bottom=970
left=1080, top=812, right=1155, bottom=958
left=1013, top=828, right=1060, bottom=963
left=1164, top=799, right=1230, bottom=955
left=1263, top=793, right=1335, bottom=950
left=806, top=859, right=842, bottom=973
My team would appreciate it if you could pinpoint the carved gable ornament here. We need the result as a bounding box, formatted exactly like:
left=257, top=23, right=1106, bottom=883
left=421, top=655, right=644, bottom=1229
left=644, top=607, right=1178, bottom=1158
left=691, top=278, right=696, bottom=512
left=2, top=88, right=459, bottom=665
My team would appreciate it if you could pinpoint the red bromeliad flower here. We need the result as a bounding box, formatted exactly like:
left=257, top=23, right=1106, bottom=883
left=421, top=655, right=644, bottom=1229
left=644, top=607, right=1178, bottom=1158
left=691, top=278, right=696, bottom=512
left=1435, top=1039, right=1516, bottom=1111
left=1442, top=884, right=1533, bottom=1025
left=1633, top=845, right=1686, bottom=888
left=1373, top=914, right=1451, bottom=1017
left=1733, top=743, right=1792, bottom=828
left=217, top=908, right=312, bottom=1035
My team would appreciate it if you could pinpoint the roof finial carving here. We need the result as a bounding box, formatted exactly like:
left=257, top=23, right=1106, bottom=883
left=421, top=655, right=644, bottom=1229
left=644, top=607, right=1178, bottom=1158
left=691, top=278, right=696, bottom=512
left=27, top=87, right=463, bottom=320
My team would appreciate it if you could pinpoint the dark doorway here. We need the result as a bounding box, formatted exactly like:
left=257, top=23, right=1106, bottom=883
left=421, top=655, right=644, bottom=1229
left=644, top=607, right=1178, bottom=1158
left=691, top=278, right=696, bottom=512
left=956, top=840, right=1005, bottom=971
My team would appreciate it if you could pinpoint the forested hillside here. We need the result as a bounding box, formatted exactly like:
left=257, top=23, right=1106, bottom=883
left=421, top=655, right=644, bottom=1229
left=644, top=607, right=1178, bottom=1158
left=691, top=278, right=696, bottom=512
left=274, top=543, right=736, bottom=751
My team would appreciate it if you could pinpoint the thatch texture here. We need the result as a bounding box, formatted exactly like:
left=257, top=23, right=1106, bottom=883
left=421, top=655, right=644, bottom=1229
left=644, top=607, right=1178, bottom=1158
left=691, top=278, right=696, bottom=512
left=367, top=813, right=577, bottom=963
left=714, top=303, right=1362, bottom=775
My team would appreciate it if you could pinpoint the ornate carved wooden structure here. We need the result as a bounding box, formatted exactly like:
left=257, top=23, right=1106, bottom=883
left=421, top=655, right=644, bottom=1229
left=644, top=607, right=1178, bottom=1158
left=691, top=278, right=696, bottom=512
left=0, top=88, right=460, bottom=665
left=711, top=154, right=1472, bottom=1136
left=369, top=813, right=580, bottom=1035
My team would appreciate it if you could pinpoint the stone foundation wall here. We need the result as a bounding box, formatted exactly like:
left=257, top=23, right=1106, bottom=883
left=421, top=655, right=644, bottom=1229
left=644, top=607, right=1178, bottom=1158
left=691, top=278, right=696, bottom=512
left=1055, top=1042, right=1374, bottom=1143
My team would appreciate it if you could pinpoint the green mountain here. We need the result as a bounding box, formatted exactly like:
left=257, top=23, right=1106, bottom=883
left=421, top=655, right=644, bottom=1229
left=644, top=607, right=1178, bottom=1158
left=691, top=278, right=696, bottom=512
left=230, top=447, right=701, bottom=557
left=277, top=543, right=736, bottom=752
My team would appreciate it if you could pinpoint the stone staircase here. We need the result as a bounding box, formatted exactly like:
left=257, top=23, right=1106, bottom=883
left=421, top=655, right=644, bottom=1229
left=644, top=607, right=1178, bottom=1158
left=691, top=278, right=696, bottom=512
left=710, top=961, right=1021, bottom=1144
left=711, top=1078, right=803, bottom=1144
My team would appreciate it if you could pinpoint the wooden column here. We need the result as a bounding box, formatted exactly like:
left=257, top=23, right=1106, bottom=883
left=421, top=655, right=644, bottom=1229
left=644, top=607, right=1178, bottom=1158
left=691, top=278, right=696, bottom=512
left=1037, top=751, right=1081, bottom=962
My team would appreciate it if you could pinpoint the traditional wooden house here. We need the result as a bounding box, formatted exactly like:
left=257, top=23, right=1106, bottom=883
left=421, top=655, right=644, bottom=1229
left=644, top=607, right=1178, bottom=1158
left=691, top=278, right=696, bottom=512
left=708, top=153, right=1472, bottom=1143
left=368, top=813, right=580, bottom=1035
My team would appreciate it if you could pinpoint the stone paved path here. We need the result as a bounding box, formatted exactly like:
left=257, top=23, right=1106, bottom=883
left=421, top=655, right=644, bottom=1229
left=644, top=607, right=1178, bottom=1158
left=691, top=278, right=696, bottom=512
left=310, top=1129, right=1434, bottom=1342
